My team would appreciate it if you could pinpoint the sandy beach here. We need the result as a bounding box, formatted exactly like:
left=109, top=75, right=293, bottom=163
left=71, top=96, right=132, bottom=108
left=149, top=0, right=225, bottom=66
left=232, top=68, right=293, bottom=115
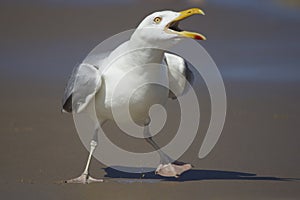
left=0, top=1, right=299, bottom=199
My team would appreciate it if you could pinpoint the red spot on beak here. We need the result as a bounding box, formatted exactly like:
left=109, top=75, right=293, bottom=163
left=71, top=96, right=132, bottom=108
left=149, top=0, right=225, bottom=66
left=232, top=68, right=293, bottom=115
left=194, top=35, right=205, bottom=40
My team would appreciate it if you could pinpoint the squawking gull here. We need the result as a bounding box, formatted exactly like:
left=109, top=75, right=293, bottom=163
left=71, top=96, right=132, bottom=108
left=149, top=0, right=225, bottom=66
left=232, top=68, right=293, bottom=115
left=62, top=8, right=206, bottom=183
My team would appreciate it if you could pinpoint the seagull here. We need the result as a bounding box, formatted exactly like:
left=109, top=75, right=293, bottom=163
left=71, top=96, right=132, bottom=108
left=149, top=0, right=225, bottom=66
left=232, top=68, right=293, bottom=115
left=62, top=8, right=206, bottom=183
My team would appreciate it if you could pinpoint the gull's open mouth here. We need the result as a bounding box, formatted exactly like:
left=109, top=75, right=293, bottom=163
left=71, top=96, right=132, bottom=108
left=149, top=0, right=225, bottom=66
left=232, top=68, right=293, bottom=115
left=165, top=8, right=206, bottom=40
left=167, top=21, right=183, bottom=32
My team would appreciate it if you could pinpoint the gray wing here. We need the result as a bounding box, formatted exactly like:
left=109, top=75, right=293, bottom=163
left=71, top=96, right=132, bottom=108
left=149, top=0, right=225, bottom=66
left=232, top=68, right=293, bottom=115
left=62, top=63, right=102, bottom=113
left=164, top=52, right=194, bottom=99
left=62, top=50, right=110, bottom=113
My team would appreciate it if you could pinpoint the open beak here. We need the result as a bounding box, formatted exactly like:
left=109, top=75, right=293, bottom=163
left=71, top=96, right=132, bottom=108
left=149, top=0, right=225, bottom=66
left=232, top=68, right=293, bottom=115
left=165, top=8, right=206, bottom=40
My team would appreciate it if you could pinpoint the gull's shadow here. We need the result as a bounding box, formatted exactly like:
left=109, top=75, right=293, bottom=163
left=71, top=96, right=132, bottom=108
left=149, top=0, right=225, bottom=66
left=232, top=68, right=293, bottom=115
left=104, top=166, right=296, bottom=182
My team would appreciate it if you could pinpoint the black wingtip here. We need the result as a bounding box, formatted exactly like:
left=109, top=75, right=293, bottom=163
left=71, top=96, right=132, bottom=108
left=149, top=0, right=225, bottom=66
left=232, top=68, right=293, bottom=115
left=62, top=95, right=73, bottom=113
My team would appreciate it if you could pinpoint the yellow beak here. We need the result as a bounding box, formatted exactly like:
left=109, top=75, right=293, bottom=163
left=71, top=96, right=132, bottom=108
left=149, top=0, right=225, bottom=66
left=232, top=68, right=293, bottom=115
left=175, top=8, right=205, bottom=21
left=166, top=8, right=206, bottom=40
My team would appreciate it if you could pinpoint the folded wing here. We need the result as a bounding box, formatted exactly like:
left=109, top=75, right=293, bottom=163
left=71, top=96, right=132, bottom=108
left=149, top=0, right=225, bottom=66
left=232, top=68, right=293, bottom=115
left=62, top=63, right=102, bottom=113
left=164, top=52, right=194, bottom=99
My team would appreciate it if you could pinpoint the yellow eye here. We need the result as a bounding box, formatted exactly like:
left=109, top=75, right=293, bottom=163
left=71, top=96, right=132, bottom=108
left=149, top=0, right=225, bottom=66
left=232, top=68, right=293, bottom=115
left=154, top=17, right=162, bottom=24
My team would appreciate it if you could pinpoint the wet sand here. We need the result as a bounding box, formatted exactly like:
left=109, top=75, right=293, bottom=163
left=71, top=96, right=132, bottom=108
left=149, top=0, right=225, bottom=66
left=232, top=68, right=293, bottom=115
left=0, top=2, right=299, bottom=199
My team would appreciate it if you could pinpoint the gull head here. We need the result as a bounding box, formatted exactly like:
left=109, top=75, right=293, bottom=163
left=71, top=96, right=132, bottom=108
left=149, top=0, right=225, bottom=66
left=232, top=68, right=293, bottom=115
left=131, top=8, right=206, bottom=46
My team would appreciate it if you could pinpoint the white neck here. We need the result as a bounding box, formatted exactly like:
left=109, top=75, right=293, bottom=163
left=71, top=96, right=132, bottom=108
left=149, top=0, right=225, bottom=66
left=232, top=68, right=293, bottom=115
left=126, top=38, right=166, bottom=65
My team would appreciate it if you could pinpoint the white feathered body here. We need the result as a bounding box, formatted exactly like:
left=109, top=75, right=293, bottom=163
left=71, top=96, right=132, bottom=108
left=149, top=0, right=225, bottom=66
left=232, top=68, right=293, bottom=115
left=62, top=40, right=190, bottom=126
left=95, top=42, right=169, bottom=125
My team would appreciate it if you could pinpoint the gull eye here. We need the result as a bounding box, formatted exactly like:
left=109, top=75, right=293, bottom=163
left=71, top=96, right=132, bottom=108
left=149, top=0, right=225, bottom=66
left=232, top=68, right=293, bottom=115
left=154, top=17, right=162, bottom=24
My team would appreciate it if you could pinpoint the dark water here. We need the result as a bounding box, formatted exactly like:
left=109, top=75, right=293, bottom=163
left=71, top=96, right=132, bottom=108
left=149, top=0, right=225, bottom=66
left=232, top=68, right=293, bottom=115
left=0, top=0, right=299, bottom=84
left=210, top=0, right=300, bottom=19
left=1, top=0, right=134, bottom=5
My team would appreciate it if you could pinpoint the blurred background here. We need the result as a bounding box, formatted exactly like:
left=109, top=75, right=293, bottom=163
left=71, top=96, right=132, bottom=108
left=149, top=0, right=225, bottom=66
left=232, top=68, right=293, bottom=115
left=1, top=0, right=300, bottom=82
left=0, top=0, right=299, bottom=199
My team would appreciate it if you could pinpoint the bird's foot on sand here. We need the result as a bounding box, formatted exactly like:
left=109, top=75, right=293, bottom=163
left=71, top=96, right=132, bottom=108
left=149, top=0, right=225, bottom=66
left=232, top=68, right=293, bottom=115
left=65, top=173, right=103, bottom=184
left=155, top=162, right=192, bottom=178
